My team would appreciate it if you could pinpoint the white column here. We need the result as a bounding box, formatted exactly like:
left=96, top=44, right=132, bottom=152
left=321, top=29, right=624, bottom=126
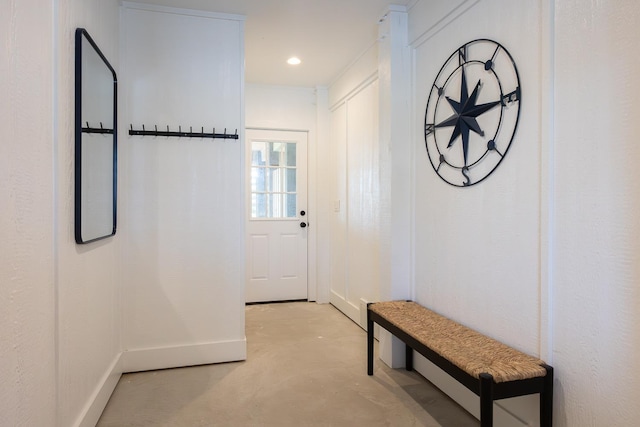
left=377, top=6, right=412, bottom=368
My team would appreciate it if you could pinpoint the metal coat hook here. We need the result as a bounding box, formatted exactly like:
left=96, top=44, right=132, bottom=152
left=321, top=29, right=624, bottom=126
left=82, top=121, right=114, bottom=135
left=128, top=123, right=239, bottom=140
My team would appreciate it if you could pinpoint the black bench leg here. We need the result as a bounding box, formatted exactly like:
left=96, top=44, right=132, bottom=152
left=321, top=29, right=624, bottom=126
left=367, top=306, right=374, bottom=375
left=405, top=344, right=413, bottom=371
left=479, top=373, right=494, bottom=427
left=541, top=364, right=554, bottom=427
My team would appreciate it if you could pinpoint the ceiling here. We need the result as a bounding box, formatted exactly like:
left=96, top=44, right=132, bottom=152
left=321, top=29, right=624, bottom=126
left=130, top=0, right=414, bottom=87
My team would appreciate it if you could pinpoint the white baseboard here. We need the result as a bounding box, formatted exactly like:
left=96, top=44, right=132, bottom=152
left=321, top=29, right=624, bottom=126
left=413, top=353, right=536, bottom=427
left=76, top=353, right=123, bottom=427
left=329, top=290, right=361, bottom=326
left=121, top=338, right=247, bottom=373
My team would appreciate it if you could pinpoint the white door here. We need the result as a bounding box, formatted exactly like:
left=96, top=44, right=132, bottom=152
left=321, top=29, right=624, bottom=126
left=245, top=129, right=308, bottom=303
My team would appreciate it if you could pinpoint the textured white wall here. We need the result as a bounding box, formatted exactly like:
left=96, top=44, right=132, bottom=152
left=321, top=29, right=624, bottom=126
left=0, top=1, right=56, bottom=426
left=121, top=4, right=246, bottom=370
left=412, top=0, right=542, bottom=356
left=410, top=0, right=542, bottom=424
left=1, top=1, right=121, bottom=425
left=553, top=1, right=640, bottom=425
left=55, top=1, right=122, bottom=426
left=408, top=0, right=640, bottom=425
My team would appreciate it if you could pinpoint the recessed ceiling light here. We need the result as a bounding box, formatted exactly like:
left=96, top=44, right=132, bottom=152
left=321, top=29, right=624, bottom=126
left=287, top=57, right=301, bottom=65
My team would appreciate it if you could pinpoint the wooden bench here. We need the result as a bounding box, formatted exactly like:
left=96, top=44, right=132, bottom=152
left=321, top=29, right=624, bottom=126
left=367, top=301, right=553, bottom=427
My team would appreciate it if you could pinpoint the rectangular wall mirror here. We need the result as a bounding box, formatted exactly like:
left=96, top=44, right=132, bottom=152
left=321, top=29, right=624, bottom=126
left=75, top=28, right=117, bottom=244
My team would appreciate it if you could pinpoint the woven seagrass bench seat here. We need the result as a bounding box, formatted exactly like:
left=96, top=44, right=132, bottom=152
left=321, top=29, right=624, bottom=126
left=367, top=301, right=553, bottom=427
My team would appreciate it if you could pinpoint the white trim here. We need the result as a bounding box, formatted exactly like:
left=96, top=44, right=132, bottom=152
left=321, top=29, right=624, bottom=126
left=121, top=339, right=247, bottom=373
left=409, top=39, right=418, bottom=302
left=377, top=4, right=408, bottom=24
left=75, top=353, right=123, bottom=427
left=246, top=126, right=309, bottom=133
left=246, top=82, right=316, bottom=92
left=405, top=0, right=420, bottom=12
left=307, top=115, right=318, bottom=302
left=329, top=290, right=361, bottom=326
left=329, top=72, right=379, bottom=112
left=409, top=0, right=480, bottom=48
left=314, top=86, right=331, bottom=304
left=328, top=41, right=378, bottom=89
left=538, top=0, right=555, bottom=363
left=239, top=17, right=247, bottom=306
left=413, top=355, right=529, bottom=426
left=244, top=129, right=311, bottom=303
left=53, top=0, right=61, bottom=422
left=121, top=1, right=245, bottom=21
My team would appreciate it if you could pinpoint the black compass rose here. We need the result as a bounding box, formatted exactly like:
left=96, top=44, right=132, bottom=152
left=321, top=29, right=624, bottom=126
left=424, top=39, right=521, bottom=187
left=435, top=67, right=501, bottom=166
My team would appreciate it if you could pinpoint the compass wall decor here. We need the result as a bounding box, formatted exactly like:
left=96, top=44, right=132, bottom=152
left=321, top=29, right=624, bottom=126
left=424, top=39, right=521, bottom=187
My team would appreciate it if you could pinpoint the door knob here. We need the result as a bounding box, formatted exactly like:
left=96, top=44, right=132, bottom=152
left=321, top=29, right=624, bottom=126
left=300, top=222, right=308, bottom=228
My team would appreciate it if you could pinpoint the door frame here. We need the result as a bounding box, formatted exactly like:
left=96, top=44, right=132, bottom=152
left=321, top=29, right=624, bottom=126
left=245, top=127, right=317, bottom=302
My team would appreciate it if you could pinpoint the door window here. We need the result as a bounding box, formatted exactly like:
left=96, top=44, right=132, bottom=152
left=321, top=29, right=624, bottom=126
left=250, top=141, right=297, bottom=218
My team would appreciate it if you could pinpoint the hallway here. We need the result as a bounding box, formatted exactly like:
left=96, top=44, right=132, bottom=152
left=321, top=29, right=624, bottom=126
left=97, top=302, right=477, bottom=426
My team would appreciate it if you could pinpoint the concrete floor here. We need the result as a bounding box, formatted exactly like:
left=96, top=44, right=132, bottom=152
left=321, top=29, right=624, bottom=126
left=97, top=302, right=478, bottom=426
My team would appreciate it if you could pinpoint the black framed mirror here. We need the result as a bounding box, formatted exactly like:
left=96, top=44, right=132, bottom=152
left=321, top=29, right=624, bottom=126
left=75, top=28, right=117, bottom=244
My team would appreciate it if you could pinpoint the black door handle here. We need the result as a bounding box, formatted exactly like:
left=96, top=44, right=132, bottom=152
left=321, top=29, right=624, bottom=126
left=300, top=222, right=308, bottom=228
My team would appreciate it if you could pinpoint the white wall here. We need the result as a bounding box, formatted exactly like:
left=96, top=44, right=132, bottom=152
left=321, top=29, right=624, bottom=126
left=327, top=45, right=381, bottom=326
left=0, top=1, right=56, bottom=426
left=405, top=0, right=640, bottom=426
left=56, top=1, right=122, bottom=426
left=2, top=1, right=122, bottom=426
left=246, top=84, right=317, bottom=131
left=121, top=3, right=246, bottom=371
left=412, top=0, right=542, bottom=360
left=553, top=1, right=640, bottom=425
left=409, top=0, right=544, bottom=424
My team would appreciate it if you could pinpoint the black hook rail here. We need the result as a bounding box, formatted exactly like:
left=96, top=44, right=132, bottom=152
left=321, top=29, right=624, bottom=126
left=129, top=124, right=239, bottom=140
left=83, top=122, right=114, bottom=134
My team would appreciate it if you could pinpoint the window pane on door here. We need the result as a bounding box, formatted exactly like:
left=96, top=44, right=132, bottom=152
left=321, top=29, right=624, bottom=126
left=286, top=193, right=296, bottom=218
left=251, top=140, right=297, bottom=219
left=285, top=143, right=296, bottom=166
left=251, top=142, right=266, bottom=166
left=285, top=168, right=296, bottom=192
left=252, top=193, right=267, bottom=218
left=251, top=167, right=266, bottom=192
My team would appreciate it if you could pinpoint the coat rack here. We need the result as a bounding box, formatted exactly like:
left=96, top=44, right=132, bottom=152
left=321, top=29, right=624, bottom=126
left=82, top=122, right=114, bottom=135
left=128, top=124, right=239, bottom=140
